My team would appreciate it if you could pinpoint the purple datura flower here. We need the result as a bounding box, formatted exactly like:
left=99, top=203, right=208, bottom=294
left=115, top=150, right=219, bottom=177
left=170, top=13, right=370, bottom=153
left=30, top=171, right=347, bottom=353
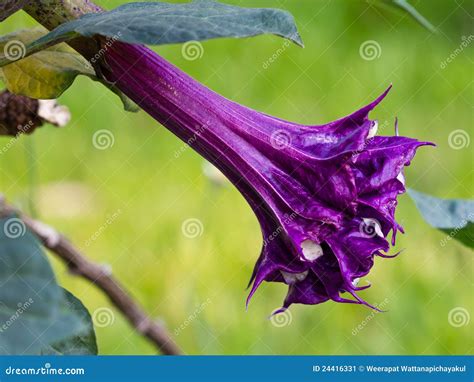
left=103, top=41, right=432, bottom=312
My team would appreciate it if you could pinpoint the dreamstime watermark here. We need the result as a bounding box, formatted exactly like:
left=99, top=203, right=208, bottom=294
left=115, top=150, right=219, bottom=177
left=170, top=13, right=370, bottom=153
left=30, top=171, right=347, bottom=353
left=351, top=120, right=390, bottom=158
left=378, top=119, right=390, bottom=132
left=92, top=307, right=115, bottom=328
left=3, top=218, right=26, bottom=239
left=174, top=125, right=206, bottom=158
left=5, top=363, right=84, bottom=376
left=270, top=309, right=292, bottom=327
left=440, top=213, right=473, bottom=247
left=352, top=297, right=389, bottom=335
left=86, top=32, right=122, bottom=69
left=0, top=120, right=36, bottom=156
left=181, top=218, right=204, bottom=239
left=262, top=39, right=291, bottom=69
left=3, top=40, right=26, bottom=61
left=448, top=307, right=470, bottom=328
left=0, top=298, right=34, bottom=333
left=359, top=40, right=381, bottom=61
left=359, top=218, right=383, bottom=238
left=448, top=129, right=470, bottom=150
left=181, top=41, right=204, bottom=61
left=92, top=129, right=115, bottom=150
left=263, top=212, right=297, bottom=247
left=174, top=298, right=212, bottom=336
left=440, top=35, right=473, bottom=69
left=84, top=209, right=122, bottom=247
left=270, top=129, right=292, bottom=149
left=352, top=136, right=376, bottom=158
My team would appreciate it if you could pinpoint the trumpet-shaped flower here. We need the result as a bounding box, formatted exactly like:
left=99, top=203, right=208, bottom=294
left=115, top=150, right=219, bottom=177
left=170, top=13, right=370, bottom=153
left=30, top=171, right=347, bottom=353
left=103, top=42, right=432, bottom=311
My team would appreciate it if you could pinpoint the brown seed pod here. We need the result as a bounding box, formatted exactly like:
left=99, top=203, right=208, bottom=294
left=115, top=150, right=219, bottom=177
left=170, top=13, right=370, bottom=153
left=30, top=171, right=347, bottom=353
left=0, top=90, right=41, bottom=136
left=0, top=90, right=70, bottom=136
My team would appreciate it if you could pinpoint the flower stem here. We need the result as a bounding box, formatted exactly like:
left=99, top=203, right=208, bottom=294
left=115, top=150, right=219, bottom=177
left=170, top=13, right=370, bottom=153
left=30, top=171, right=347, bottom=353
left=24, top=0, right=103, bottom=62
left=24, top=0, right=102, bottom=30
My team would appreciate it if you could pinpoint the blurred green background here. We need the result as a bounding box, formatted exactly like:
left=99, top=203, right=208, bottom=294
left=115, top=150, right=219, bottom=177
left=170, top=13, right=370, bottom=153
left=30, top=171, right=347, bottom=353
left=0, top=0, right=472, bottom=355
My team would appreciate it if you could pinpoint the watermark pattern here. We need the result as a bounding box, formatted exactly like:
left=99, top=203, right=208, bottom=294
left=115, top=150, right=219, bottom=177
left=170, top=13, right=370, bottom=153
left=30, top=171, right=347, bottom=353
left=86, top=32, right=123, bottom=69
left=173, top=125, right=206, bottom=159
left=440, top=35, right=473, bottom=69
left=0, top=120, right=35, bottom=156
left=351, top=120, right=390, bottom=158
left=5, top=364, right=85, bottom=376
left=359, top=40, right=382, bottom=61
left=448, top=307, right=470, bottom=328
left=263, top=212, right=296, bottom=247
left=92, top=307, right=115, bottom=328
left=270, top=129, right=291, bottom=149
left=270, top=309, right=292, bottom=327
left=3, top=218, right=26, bottom=239
left=181, top=218, right=204, bottom=239
left=3, top=40, right=26, bottom=61
left=84, top=209, right=122, bottom=247
left=92, top=129, right=115, bottom=150
left=0, top=298, right=34, bottom=333
left=262, top=39, right=291, bottom=69
left=352, top=137, right=375, bottom=158
left=181, top=41, right=204, bottom=61
left=359, top=218, right=383, bottom=238
left=448, top=129, right=470, bottom=150
left=352, top=298, right=390, bottom=335
left=440, top=213, right=474, bottom=247
left=174, top=298, right=212, bottom=336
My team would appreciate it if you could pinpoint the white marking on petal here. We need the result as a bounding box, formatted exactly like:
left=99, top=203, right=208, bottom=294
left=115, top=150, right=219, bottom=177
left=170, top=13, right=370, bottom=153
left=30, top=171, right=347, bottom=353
left=301, top=240, right=324, bottom=261
left=396, top=171, right=405, bottom=185
left=367, top=120, right=378, bottom=139
left=38, top=99, right=71, bottom=127
left=352, top=278, right=360, bottom=287
left=281, top=270, right=308, bottom=284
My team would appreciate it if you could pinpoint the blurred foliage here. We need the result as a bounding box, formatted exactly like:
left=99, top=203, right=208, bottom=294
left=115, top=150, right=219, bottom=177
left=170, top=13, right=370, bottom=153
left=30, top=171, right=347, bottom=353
left=0, top=0, right=472, bottom=355
left=378, top=0, right=436, bottom=32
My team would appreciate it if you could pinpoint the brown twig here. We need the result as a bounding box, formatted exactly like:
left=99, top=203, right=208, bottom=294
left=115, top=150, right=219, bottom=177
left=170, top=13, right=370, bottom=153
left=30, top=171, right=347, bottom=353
left=0, top=197, right=182, bottom=355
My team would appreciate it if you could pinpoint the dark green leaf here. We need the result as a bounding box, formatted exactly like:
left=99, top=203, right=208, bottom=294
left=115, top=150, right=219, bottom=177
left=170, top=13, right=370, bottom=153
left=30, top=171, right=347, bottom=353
left=0, top=0, right=29, bottom=22
left=0, top=216, right=86, bottom=354
left=408, top=188, right=474, bottom=249
left=1, top=0, right=302, bottom=67
left=41, top=289, right=98, bottom=355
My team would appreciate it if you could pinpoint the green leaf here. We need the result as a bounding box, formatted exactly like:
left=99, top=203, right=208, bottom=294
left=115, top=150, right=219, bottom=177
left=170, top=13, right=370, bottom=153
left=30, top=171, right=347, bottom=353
left=408, top=189, right=474, bottom=249
left=380, top=0, right=436, bottom=33
left=0, top=28, right=138, bottom=112
left=0, top=28, right=95, bottom=99
left=0, top=0, right=29, bottom=22
left=104, top=81, right=141, bottom=113
left=41, top=289, right=98, bottom=355
left=2, top=0, right=303, bottom=67
left=0, top=216, right=86, bottom=354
